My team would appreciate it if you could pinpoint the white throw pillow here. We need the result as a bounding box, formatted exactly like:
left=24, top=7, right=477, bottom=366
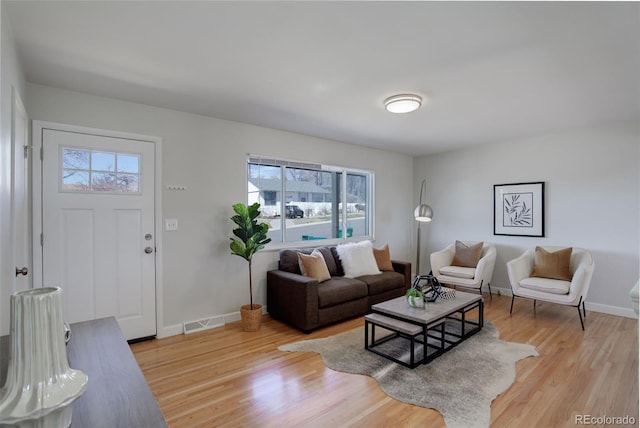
left=336, top=241, right=381, bottom=278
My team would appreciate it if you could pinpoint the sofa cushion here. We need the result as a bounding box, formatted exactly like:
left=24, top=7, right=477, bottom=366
left=280, top=247, right=340, bottom=276
left=330, top=247, right=345, bottom=276
left=532, top=246, right=573, bottom=281
left=373, top=244, right=394, bottom=271
left=317, top=277, right=368, bottom=308
left=451, top=241, right=483, bottom=268
left=520, top=277, right=570, bottom=295
left=357, top=271, right=405, bottom=295
left=280, top=249, right=306, bottom=274
left=317, top=247, right=340, bottom=276
left=297, top=250, right=331, bottom=283
left=336, top=240, right=381, bottom=278
left=439, top=265, right=476, bottom=279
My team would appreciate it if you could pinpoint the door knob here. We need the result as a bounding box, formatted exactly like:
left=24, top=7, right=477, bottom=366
left=144, top=247, right=154, bottom=254
left=15, top=267, right=28, bottom=277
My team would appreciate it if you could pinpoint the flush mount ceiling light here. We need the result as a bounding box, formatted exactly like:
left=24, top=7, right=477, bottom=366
left=384, top=94, right=422, bottom=113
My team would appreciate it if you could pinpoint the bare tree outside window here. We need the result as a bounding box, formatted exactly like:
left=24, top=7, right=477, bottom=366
left=61, top=147, right=140, bottom=193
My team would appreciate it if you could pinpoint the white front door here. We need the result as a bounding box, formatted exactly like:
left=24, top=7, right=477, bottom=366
left=12, top=89, right=30, bottom=291
left=39, top=127, right=157, bottom=340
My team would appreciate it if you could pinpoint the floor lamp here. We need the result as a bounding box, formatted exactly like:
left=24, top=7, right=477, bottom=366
left=414, top=179, right=433, bottom=278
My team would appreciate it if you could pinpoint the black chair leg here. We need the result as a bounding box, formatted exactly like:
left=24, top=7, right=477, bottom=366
left=487, top=283, right=493, bottom=300
left=578, top=305, right=585, bottom=330
left=510, top=295, right=515, bottom=314
left=533, top=299, right=537, bottom=310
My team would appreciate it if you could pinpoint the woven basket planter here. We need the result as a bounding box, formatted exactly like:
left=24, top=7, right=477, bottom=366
left=240, top=304, right=263, bottom=332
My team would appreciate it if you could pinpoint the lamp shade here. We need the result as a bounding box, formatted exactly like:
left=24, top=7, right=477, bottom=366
left=414, top=204, right=433, bottom=222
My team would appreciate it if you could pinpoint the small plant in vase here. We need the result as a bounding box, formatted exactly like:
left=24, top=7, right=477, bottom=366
left=230, top=202, right=271, bottom=331
left=406, top=288, right=426, bottom=309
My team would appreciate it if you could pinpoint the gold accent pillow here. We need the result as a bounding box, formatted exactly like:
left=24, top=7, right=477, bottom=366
left=373, top=244, right=394, bottom=272
left=532, top=247, right=573, bottom=281
left=297, top=251, right=331, bottom=283
left=451, top=241, right=483, bottom=268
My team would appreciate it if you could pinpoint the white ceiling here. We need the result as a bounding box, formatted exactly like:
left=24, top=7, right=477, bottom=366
left=5, top=1, right=640, bottom=156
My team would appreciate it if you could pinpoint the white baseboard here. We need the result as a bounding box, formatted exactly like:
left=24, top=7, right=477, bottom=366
left=491, top=286, right=638, bottom=319
left=157, top=324, right=183, bottom=339
left=492, top=286, right=512, bottom=297
left=157, top=296, right=637, bottom=340
left=223, top=312, right=241, bottom=324
left=222, top=304, right=269, bottom=324
left=157, top=305, right=269, bottom=339
left=585, top=302, right=638, bottom=319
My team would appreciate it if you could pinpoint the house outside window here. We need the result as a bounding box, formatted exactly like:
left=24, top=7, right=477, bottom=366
left=248, top=156, right=373, bottom=244
left=263, top=191, right=277, bottom=206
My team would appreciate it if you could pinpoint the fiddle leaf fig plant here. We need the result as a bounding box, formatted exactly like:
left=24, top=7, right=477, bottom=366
left=230, top=202, right=271, bottom=309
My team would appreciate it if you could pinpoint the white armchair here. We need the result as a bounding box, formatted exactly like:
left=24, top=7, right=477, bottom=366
left=430, top=242, right=496, bottom=297
left=506, top=246, right=594, bottom=330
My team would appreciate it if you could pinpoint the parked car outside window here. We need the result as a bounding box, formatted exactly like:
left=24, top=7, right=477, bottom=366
left=285, top=205, right=304, bottom=218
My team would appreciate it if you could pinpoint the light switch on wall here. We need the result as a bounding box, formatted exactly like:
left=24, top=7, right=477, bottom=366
left=165, top=218, right=178, bottom=231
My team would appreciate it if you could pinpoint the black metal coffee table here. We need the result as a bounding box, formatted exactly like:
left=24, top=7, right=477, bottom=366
left=365, top=290, right=483, bottom=368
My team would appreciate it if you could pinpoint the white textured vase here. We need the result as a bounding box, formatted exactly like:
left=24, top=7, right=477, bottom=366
left=0, top=287, right=88, bottom=423
left=407, top=295, right=425, bottom=309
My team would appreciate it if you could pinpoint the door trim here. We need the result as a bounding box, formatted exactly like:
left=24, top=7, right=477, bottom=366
left=11, top=87, right=30, bottom=292
left=32, top=121, right=164, bottom=337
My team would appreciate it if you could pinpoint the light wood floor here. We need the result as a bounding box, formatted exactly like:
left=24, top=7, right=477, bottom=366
left=131, top=295, right=639, bottom=427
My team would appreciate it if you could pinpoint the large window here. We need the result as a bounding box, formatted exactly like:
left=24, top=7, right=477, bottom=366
left=248, top=156, right=373, bottom=244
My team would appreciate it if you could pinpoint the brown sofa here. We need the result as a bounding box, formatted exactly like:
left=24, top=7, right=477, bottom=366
left=267, top=246, right=411, bottom=333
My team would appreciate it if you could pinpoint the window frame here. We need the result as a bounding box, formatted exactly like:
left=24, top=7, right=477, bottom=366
left=247, top=154, right=375, bottom=248
left=59, top=145, right=143, bottom=195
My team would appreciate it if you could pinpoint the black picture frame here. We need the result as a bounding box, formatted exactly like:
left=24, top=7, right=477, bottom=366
left=493, top=182, right=545, bottom=237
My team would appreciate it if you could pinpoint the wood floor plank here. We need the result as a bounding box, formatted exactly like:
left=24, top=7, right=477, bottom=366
left=131, top=295, right=638, bottom=427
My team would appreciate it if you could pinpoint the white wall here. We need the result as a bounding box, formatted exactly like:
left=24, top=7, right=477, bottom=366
left=26, top=83, right=414, bottom=337
left=414, top=121, right=640, bottom=317
left=0, top=4, right=28, bottom=335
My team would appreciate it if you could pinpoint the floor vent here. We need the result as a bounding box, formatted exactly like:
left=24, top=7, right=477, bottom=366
left=183, top=316, right=224, bottom=334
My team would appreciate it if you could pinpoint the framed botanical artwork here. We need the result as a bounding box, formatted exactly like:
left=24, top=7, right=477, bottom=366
left=494, top=182, right=545, bottom=237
